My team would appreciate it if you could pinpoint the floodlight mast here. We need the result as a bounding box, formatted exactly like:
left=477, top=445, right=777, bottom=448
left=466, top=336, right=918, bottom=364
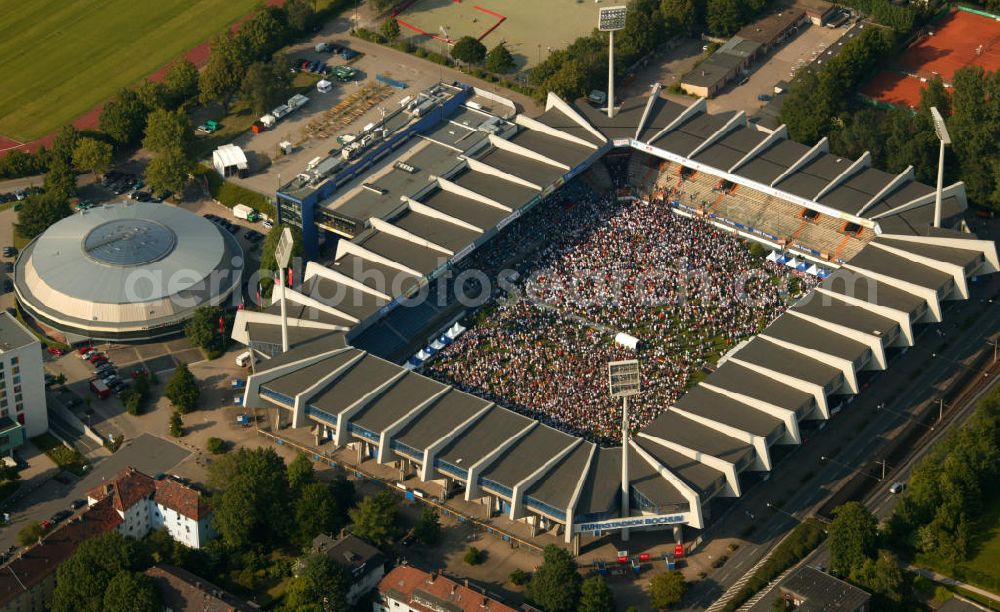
left=609, top=358, right=640, bottom=541
left=930, top=107, right=951, bottom=229
left=274, top=228, right=294, bottom=353
left=599, top=6, right=627, bottom=119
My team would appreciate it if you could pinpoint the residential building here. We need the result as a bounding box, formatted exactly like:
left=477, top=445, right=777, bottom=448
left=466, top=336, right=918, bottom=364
left=145, top=564, right=254, bottom=611
left=306, top=532, right=385, bottom=605
left=0, top=497, right=122, bottom=612
left=375, top=566, right=516, bottom=612
left=0, top=418, right=25, bottom=458
left=0, top=312, right=46, bottom=439
left=86, top=467, right=214, bottom=548
left=778, top=566, right=871, bottom=611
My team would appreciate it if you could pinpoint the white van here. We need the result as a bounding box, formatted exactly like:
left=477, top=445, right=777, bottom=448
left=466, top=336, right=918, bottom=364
left=235, top=351, right=256, bottom=367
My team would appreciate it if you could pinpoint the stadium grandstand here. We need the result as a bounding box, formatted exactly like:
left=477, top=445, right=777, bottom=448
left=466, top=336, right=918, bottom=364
left=232, top=81, right=998, bottom=552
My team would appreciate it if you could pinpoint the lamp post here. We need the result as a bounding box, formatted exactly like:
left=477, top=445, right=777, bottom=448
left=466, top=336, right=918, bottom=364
left=929, top=107, right=951, bottom=229
left=598, top=6, right=627, bottom=119
left=609, top=358, right=640, bottom=541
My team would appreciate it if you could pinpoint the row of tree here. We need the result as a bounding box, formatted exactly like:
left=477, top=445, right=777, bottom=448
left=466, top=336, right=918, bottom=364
left=828, top=502, right=907, bottom=609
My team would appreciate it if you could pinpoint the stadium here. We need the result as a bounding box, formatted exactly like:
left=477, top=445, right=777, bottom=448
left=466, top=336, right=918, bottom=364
left=15, top=201, right=244, bottom=342
left=233, top=81, right=998, bottom=552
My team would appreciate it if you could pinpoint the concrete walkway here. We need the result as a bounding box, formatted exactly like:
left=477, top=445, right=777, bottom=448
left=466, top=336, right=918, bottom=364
left=908, top=565, right=1000, bottom=604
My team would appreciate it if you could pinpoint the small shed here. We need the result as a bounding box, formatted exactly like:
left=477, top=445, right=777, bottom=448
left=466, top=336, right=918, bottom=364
left=213, top=144, right=248, bottom=178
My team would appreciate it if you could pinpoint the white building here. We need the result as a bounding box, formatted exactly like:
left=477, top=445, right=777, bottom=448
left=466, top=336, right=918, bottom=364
left=213, top=143, right=249, bottom=178
left=0, top=312, right=46, bottom=438
left=87, top=467, right=214, bottom=548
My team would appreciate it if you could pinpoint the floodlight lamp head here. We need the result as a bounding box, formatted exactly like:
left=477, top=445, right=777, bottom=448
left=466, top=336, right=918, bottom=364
left=930, top=107, right=951, bottom=145
left=275, top=227, right=294, bottom=269
left=599, top=5, right=628, bottom=31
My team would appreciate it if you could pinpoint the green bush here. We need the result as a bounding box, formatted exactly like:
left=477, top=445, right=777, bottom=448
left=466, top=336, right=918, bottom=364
left=464, top=546, right=484, bottom=565
left=509, top=568, right=529, bottom=585
left=206, top=437, right=228, bottom=454
left=31, top=434, right=87, bottom=476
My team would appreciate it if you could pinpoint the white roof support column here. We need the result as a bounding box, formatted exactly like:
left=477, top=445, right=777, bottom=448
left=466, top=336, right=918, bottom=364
left=564, top=443, right=597, bottom=543
left=727, top=357, right=830, bottom=419
left=487, top=134, right=570, bottom=171
left=402, top=198, right=485, bottom=233
left=369, top=218, right=453, bottom=256
left=729, top=125, right=787, bottom=174
left=377, top=387, right=451, bottom=464
left=544, top=92, right=608, bottom=143
left=461, top=157, right=543, bottom=190
left=688, top=111, right=747, bottom=159
left=634, top=84, right=663, bottom=140
left=842, top=262, right=942, bottom=322
left=647, top=97, right=707, bottom=145
left=279, top=285, right=361, bottom=326
left=334, top=370, right=408, bottom=448
left=305, top=261, right=391, bottom=301
left=871, top=241, right=969, bottom=300
left=701, top=383, right=801, bottom=444
left=335, top=241, right=423, bottom=278
left=786, top=309, right=888, bottom=370
left=433, top=176, right=514, bottom=212
left=638, top=427, right=743, bottom=495
left=510, top=438, right=584, bottom=521
left=770, top=137, right=829, bottom=187
left=630, top=439, right=704, bottom=529
left=231, top=309, right=349, bottom=346
left=668, top=406, right=772, bottom=471
left=420, top=403, right=493, bottom=482
left=857, top=166, right=913, bottom=216
left=289, top=349, right=363, bottom=428
left=465, top=422, right=538, bottom=502
left=756, top=335, right=859, bottom=394
left=814, top=288, right=914, bottom=346
left=815, top=151, right=871, bottom=201
left=515, top=114, right=599, bottom=150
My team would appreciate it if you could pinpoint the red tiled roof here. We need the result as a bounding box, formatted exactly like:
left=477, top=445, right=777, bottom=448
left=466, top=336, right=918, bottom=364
left=87, top=466, right=155, bottom=513
left=153, top=478, right=211, bottom=521
left=0, top=497, right=122, bottom=607
left=378, top=566, right=517, bottom=612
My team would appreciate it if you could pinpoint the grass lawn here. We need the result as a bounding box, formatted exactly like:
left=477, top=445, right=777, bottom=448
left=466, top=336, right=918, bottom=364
left=0, top=0, right=260, bottom=141
left=916, top=494, right=1000, bottom=594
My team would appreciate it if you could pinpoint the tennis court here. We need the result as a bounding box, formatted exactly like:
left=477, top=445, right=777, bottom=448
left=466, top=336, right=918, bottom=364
left=863, top=8, right=1000, bottom=108
left=393, top=0, right=599, bottom=70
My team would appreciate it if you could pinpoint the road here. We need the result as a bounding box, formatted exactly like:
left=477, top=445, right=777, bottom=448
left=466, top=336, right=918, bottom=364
left=688, top=274, right=1000, bottom=610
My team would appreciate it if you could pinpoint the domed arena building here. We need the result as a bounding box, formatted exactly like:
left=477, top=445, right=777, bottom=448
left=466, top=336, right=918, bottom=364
left=15, top=202, right=243, bottom=342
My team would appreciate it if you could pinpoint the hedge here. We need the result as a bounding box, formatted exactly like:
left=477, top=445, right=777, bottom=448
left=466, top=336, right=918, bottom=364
left=196, top=165, right=276, bottom=219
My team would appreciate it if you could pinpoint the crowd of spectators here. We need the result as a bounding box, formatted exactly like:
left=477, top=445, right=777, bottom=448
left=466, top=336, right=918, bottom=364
left=423, top=170, right=816, bottom=444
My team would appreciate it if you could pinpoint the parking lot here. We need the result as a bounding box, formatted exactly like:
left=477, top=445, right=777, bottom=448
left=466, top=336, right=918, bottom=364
left=706, top=21, right=851, bottom=115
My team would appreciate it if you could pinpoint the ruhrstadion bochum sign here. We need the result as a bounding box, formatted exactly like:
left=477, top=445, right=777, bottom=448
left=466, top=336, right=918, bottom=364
left=575, top=512, right=687, bottom=533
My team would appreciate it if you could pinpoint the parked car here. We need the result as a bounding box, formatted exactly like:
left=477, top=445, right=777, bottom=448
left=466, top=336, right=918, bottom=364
left=80, top=349, right=97, bottom=360
left=70, top=499, right=86, bottom=510
left=757, top=94, right=773, bottom=102
left=889, top=482, right=906, bottom=494
left=131, top=191, right=152, bottom=202
left=88, top=352, right=106, bottom=364
left=46, top=347, right=65, bottom=356
left=2, top=247, right=16, bottom=257
left=50, top=510, right=72, bottom=524
left=40, top=520, right=52, bottom=530
left=262, top=219, right=274, bottom=230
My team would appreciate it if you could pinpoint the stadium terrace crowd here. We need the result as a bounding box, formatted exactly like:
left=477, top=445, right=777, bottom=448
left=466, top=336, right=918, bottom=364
left=423, top=175, right=817, bottom=444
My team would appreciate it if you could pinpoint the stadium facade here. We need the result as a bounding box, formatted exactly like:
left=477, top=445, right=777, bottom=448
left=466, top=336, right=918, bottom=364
left=235, top=82, right=998, bottom=549
left=16, top=202, right=244, bottom=342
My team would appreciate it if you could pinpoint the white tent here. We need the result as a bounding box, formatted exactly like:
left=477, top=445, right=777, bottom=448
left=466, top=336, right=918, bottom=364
left=766, top=251, right=780, bottom=262
left=213, top=144, right=248, bottom=178
left=614, top=332, right=640, bottom=350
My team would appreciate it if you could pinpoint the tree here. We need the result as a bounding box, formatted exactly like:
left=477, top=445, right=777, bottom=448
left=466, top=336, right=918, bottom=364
left=164, top=362, right=200, bottom=414
left=143, top=108, right=193, bottom=157
left=184, top=305, right=226, bottom=355
left=199, top=32, right=247, bottom=111
left=848, top=550, right=904, bottom=607
left=241, top=61, right=293, bottom=118
left=288, top=453, right=315, bottom=492
left=164, top=59, right=200, bottom=108
left=919, top=74, right=951, bottom=118
left=209, top=447, right=290, bottom=548
left=72, top=137, right=113, bottom=179
left=414, top=506, right=441, bottom=546
left=123, top=390, right=143, bottom=416
left=206, top=437, right=227, bottom=454
left=649, top=570, right=687, bottom=609
left=102, top=571, right=160, bottom=612
left=829, top=502, right=879, bottom=576
left=349, top=490, right=399, bottom=548
left=451, top=36, right=487, bottom=65
left=17, top=521, right=45, bottom=547
left=144, top=149, right=192, bottom=195
left=295, top=481, right=347, bottom=545
left=382, top=17, right=401, bottom=41
left=239, top=6, right=290, bottom=61
left=285, top=0, right=317, bottom=33
left=284, top=554, right=349, bottom=612
left=464, top=546, right=484, bottom=565
left=16, top=189, right=71, bottom=239
left=100, top=89, right=148, bottom=146
left=137, top=80, right=170, bottom=111
left=661, top=0, right=699, bottom=35
left=526, top=545, right=582, bottom=612
left=52, top=532, right=136, bottom=612
left=579, top=575, right=615, bottom=612
left=45, top=125, right=79, bottom=197
left=706, top=0, right=744, bottom=37
left=618, top=0, right=665, bottom=64
left=486, top=42, right=516, bottom=74
left=168, top=410, right=184, bottom=437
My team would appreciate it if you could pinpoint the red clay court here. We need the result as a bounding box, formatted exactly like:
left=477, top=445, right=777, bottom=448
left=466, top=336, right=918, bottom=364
left=863, top=8, right=1000, bottom=109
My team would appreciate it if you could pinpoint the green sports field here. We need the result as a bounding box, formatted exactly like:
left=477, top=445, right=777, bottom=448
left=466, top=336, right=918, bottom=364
left=0, top=0, right=260, bottom=142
